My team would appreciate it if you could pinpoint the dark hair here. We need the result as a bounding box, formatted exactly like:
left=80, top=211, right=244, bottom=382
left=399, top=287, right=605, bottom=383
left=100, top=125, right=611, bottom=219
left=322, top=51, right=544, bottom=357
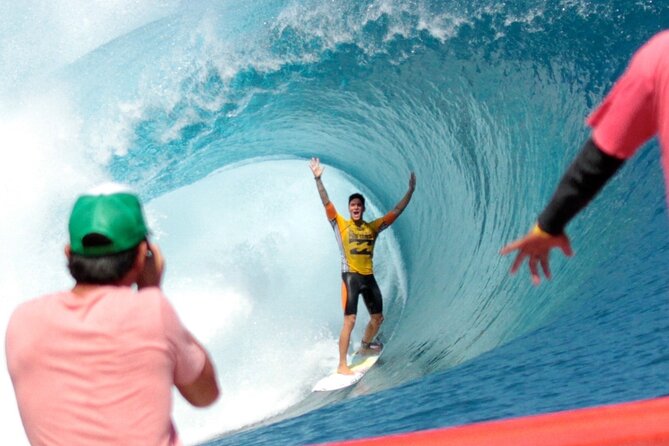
left=67, top=246, right=139, bottom=284
left=348, top=193, right=365, bottom=206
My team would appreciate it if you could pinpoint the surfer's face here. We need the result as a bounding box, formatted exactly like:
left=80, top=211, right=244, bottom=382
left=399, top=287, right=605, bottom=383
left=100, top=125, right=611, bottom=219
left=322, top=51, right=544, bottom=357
left=349, top=198, right=364, bottom=222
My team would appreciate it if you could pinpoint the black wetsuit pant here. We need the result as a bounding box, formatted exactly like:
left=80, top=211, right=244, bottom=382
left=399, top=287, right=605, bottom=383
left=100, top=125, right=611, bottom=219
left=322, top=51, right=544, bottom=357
left=342, top=272, right=383, bottom=316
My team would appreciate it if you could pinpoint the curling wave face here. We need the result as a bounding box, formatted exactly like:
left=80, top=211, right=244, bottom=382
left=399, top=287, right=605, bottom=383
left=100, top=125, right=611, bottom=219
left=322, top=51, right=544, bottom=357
left=2, top=1, right=669, bottom=445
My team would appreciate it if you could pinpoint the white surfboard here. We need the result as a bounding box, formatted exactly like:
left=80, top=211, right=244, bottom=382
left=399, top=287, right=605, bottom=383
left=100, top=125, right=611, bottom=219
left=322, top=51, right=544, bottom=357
left=312, top=349, right=382, bottom=392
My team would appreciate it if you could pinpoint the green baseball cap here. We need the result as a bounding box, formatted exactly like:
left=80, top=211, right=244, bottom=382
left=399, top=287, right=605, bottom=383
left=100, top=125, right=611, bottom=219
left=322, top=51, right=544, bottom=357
left=68, top=183, right=149, bottom=257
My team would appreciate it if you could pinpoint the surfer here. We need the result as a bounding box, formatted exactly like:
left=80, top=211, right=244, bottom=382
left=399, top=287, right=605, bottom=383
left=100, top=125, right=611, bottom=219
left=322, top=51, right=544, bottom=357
left=5, top=184, right=219, bottom=445
left=309, top=157, right=416, bottom=375
left=501, top=30, right=669, bottom=285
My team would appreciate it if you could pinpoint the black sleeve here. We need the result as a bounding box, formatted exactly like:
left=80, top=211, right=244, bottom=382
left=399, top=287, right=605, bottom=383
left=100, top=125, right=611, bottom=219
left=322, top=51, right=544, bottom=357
left=537, top=138, right=625, bottom=235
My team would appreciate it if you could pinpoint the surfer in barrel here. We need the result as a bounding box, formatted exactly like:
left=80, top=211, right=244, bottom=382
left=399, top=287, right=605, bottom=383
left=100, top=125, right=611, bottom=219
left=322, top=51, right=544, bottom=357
left=310, top=157, right=416, bottom=375
left=501, top=30, right=669, bottom=285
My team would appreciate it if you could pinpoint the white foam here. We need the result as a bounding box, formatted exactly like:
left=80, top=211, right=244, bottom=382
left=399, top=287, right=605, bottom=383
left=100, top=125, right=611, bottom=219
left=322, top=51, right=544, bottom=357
left=86, top=182, right=136, bottom=196
left=0, top=1, right=180, bottom=95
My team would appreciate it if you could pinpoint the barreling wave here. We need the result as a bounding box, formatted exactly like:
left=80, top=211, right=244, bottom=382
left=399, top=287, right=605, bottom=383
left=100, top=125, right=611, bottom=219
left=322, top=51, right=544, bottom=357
left=2, top=1, right=668, bottom=445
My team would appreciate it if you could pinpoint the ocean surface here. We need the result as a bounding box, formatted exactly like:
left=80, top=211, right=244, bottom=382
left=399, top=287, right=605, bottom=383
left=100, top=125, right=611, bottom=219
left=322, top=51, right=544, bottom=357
left=1, top=1, right=669, bottom=445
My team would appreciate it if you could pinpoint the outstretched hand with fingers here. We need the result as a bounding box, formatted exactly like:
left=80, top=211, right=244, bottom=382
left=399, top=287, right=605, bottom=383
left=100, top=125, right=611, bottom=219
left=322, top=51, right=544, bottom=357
left=500, top=225, right=573, bottom=285
left=310, top=157, right=324, bottom=179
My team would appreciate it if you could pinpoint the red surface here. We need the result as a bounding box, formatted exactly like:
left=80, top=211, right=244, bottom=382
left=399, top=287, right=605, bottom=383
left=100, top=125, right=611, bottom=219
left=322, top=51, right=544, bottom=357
left=321, top=396, right=669, bottom=446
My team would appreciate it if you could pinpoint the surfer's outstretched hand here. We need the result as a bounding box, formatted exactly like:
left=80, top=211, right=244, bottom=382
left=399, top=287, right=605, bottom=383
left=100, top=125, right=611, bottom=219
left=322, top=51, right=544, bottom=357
left=310, top=157, right=324, bottom=178
left=500, top=225, right=573, bottom=285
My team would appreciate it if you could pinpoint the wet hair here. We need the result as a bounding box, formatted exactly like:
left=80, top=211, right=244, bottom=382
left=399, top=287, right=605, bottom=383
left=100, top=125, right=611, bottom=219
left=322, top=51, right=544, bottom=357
left=348, top=193, right=365, bottom=206
left=68, top=237, right=139, bottom=284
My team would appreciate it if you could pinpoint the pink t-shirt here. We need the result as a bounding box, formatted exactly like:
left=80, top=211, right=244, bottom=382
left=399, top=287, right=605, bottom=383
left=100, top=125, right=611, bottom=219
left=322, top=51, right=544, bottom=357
left=588, top=30, right=669, bottom=183
left=5, top=286, right=206, bottom=446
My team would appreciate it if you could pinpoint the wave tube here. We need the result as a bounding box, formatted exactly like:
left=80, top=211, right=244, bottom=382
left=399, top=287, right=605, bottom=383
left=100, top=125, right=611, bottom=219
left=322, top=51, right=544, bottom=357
left=2, top=1, right=669, bottom=445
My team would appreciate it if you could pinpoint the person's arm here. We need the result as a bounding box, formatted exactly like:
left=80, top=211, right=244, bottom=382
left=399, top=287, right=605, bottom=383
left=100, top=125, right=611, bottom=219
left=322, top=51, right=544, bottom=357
left=390, top=172, right=416, bottom=218
left=537, top=138, right=625, bottom=235
left=160, top=296, right=220, bottom=407
left=176, top=337, right=219, bottom=407
left=309, top=157, right=331, bottom=206
left=501, top=138, right=625, bottom=285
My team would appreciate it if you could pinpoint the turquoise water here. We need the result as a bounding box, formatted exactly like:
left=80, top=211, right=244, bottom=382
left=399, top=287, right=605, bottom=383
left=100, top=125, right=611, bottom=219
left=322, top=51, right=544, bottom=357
left=1, top=1, right=669, bottom=445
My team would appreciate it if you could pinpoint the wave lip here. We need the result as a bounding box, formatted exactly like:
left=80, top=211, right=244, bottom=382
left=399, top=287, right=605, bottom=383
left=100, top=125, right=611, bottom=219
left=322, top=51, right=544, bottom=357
left=2, top=1, right=669, bottom=446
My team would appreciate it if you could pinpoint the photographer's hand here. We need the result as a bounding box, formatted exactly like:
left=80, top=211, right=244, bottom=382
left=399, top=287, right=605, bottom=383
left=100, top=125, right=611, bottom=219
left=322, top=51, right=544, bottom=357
left=138, top=241, right=165, bottom=289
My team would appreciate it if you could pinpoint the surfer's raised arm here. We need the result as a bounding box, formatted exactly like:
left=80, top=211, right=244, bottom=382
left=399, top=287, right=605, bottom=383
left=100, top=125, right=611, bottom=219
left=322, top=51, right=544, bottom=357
left=310, top=157, right=331, bottom=206
left=390, top=172, right=416, bottom=218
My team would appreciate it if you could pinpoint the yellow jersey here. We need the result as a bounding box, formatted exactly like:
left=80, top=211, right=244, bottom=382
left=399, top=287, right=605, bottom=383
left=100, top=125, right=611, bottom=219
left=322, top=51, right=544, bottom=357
left=325, top=202, right=397, bottom=275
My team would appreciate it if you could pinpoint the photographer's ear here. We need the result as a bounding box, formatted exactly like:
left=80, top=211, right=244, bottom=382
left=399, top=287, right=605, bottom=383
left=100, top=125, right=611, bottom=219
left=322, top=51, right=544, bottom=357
left=136, top=240, right=164, bottom=289
left=64, top=245, right=72, bottom=260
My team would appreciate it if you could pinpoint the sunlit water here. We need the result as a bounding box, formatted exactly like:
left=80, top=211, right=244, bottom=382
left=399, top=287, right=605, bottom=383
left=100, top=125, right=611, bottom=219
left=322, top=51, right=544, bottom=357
left=1, top=1, right=668, bottom=445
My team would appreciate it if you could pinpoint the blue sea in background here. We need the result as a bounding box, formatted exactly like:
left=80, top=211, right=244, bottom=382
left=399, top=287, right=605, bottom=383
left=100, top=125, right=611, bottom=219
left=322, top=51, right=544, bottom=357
left=1, top=1, right=669, bottom=445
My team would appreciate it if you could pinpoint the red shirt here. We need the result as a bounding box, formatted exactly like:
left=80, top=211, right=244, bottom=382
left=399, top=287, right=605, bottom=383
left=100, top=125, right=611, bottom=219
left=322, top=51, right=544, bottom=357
left=588, top=31, right=669, bottom=182
left=6, top=286, right=205, bottom=446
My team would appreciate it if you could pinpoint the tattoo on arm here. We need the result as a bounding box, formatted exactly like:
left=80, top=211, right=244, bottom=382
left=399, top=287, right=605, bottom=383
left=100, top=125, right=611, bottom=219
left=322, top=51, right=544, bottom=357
left=315, top=177, right=330, bottom=206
